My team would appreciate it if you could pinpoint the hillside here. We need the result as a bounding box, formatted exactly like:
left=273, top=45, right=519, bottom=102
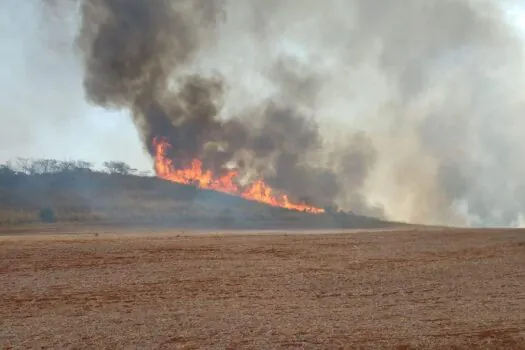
left=0, top=161, right=394, bottom=229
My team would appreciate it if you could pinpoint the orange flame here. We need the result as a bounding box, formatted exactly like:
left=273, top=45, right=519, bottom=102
left=153, top=137, right=325, bottom=213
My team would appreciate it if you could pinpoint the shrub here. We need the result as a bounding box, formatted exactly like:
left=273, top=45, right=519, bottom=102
left=39, top=207, right=56, bottom=223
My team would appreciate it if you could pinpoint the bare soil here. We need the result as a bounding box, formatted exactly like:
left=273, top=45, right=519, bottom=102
left=1, top=228, right=524, bottom=349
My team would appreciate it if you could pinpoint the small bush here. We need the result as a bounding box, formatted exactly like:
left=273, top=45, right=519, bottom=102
left=39, top=207, right=56, bottom=223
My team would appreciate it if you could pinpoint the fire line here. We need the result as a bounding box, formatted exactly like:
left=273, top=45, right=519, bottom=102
left=153, top=137, right=325, bottom=213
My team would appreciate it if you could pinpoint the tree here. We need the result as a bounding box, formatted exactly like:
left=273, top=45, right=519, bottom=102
left=56, top=160, right=93, bottom=173
left=14, top=158, right=38, bottom=175
left=33, top=159, right=60, bottom=174
left=74, top=160, right=93, bottom=172
left=102, top=161, right=136, bottom=175
left=8, top=158, right=95, bottom=175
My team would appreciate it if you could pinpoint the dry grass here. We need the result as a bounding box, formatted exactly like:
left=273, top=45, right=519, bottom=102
left=0, top=172, right=392, bottom=229
left=1, top=228, right=525, bottom=349
left=0, top=209, right=37, bottom=226
left=0, top=208, right=108, bottom=226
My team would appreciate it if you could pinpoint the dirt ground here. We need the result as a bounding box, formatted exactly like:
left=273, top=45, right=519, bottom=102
left=1, top=228, right=524, bottom=349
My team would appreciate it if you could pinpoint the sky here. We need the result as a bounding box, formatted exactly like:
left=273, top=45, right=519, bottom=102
left=0, top=0, right=151, bottom=171
left=0, top=0, right=524, bottom=173
left=507, top=4, right=525, bottom=34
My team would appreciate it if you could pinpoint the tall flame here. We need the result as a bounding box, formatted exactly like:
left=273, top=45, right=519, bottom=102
left=153, top=137, right=325, bottom=213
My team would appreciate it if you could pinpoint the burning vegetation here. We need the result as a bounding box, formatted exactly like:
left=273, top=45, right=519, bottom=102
left=153, top=137, right=324, bottom=213
left=0, top=157, right=389, bottom=228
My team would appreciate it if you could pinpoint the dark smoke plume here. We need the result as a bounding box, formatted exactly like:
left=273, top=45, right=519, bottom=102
left=77, top=0, right=341, bottom=208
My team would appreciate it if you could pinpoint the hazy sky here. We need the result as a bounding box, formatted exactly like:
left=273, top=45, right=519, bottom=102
left=0, top=0, right=150, bottom=170
left=1, top=1, right=524, bottom=172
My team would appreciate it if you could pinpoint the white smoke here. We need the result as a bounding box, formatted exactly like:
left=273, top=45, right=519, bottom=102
left=193, top=0, right=525, bottom=226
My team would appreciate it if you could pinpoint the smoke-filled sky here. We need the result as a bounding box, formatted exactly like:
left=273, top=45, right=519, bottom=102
left=2, top=0, right=525, bottom=227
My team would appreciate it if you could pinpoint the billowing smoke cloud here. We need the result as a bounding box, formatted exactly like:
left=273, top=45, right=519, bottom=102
left=76, top=0, right=344, bottom=210
left=70, top=0, right=525, bottom=226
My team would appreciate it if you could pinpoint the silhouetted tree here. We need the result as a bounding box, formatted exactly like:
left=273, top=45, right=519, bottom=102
left=57, top=160, right=93, bottom=173
left=103, top=161, right=136, bottom=175
left=74, top=160, right=93, bottom=172
left=6, top=158, right=94, bottom=175
left=14, top=158, right=38, bottom=175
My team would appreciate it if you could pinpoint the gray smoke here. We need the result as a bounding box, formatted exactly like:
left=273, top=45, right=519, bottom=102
left=73, top=0, right=525, bottom=226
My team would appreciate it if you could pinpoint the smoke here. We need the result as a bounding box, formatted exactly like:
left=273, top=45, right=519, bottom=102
left=70, top=0, right=525, bottom=226
left=76, top=0, right=344, bottom=210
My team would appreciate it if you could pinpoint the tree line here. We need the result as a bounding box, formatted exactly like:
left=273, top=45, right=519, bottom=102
left=0, top=158, right=153, bottom=177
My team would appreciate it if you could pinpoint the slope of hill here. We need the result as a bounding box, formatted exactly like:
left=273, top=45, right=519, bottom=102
left=0, top=165, right=394, bottom=230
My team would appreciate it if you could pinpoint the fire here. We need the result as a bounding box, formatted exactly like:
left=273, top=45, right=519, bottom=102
left=153, top=137, right=325, bottom=213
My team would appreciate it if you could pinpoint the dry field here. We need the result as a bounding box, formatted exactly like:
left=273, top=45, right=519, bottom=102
left=1, top=228, right=524, bottom=349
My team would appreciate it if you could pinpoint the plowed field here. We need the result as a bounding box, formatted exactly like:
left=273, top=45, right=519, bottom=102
left=1, top=228, right=524, bottom=349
